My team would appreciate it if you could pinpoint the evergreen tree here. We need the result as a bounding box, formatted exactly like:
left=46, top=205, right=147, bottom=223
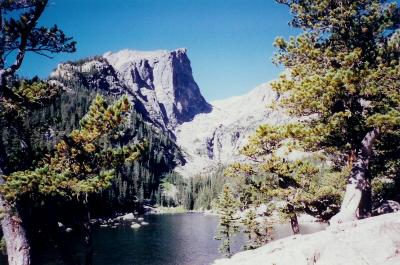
left=0, top=0, right=76, bottom=100
left=241, top=209, right=271, bottom=250
left=214, top=185, right=240, bottom=257
left=1, top=94, right=147, bottom=265
left=1, top=95, right=147, bottom=201
left=228, top=1, right=399, bottom=242
left=270, top=0, right=400, bottom=224
left=225, top=155, right=345, bottom=235
left=0, top=1, right=76, bottom=264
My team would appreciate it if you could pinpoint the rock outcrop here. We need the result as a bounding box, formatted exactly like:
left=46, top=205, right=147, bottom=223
left=51, top=57, right=124, bottom=94
left=174, top=82, right=288, bottom=177
left=52, top=48, right=211, bottom=133
left=51, top=48, right=287, bottom=177
left=104, top=48, right=212, bottom=131
left=213, top=213, right=400, bottom=265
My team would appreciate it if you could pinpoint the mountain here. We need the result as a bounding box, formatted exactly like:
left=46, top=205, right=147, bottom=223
left=52, top=48, right=211, bottom=133
left=51, top=48, right=283, bottom=177
left=174, top=82, right=287, bottom=177
left=103, top=48, right=212, bottom=131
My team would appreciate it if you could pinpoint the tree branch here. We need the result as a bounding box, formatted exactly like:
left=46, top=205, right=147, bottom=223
left=2, top=0, right=48, bottom=78
left=31, top=50, right=54, bottom=59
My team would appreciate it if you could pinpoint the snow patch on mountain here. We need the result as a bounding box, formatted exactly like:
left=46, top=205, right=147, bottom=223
left=174, top=82, right=289, bottom=177
left=51, top=48, right=289, bottom=177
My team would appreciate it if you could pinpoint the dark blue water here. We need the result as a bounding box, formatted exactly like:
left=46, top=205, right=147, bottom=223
left=88, top=213, right=244, bottom=265
left=0, top=213, right=326, bottom=265
left=11, top=213, right=244, bottom=265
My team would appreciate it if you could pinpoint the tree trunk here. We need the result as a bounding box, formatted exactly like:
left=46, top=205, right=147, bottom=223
left=83, top=205, right=93, bottom=265
left=0, top=168, right=31, bottom=265
left=287, top=204, right=300, bottom=234
left=329, top=128, right=380, bottom=226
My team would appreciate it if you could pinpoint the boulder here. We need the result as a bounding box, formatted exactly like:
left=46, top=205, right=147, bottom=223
left=131, top=223, right=141, bottom=229
left=121, top=213, right=135, bottom=221
left=213, top=212, right=400, bottom=265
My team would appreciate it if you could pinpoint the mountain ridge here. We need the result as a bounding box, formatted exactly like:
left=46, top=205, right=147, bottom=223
left=51, top=48, right=285, bottom=177
left=174, top=82, right=288, bottom=177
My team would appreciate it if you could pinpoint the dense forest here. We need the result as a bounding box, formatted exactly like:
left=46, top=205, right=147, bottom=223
left=1, top=72, right=185, bottom=214
left=159, top=167, right=227, bottom=210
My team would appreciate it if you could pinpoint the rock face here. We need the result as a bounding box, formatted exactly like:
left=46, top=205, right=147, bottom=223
left=213, top=213, right=400, bottom=265
left=52, top=48, right=211, bottom=132
left=174, top=82, right=287, bottom=177
left=51, top=48, right=286, bottom=177
left=51, top=57, right=124, bottom=94
left=104, top=48, right=212, bottom=130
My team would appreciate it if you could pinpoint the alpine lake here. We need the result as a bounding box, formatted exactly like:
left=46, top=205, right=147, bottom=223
left=0, top=213, right=326, bottom=265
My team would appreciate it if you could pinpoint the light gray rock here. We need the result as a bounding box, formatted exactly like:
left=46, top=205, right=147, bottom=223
left=174, top=82, right=287, bottom=177
left=213, top=213, right=400, bottom=265
left=50, top=49, right=289, bottom=177
left=104, top=48, right=211, bottom=131
left=51, top=57, right=124, bottom=95
left=121, top=213, right=135, bottom=221
left=131, top=223, right=141, bottom=229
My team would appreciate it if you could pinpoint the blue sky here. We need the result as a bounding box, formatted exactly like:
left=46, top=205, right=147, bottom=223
left=19, top=0, right=298, bottom=101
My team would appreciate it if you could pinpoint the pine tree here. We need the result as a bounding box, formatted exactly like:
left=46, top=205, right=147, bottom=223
left=0, top=0, right=76, bottom=100
left=269, top=0, right=400, bottom=224
left=0, top=94, right=147, bottom=265
left=1, top=95, right=147, bottom=201
left=0, top=1, right=76, bottom=264
left=241, top=209, right=271, bottom=250
left=214, top=185, right=240, bottom=257
left=225, top=155, right=346, bottom=235
left=229, top=1, right=400, bottom=239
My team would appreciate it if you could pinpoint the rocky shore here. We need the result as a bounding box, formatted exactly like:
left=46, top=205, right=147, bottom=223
left=213, top=213, right=400, bottom=265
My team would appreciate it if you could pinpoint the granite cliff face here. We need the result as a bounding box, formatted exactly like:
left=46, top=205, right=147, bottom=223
left=51, top=48, right=284, bottom=177
left=174, top=82, right=287, bottom=177
left=103, top=48, right=212, bottom=130
left=51, top=57, right=124, bottom=94
left=52, top=48, right=211, bottom=132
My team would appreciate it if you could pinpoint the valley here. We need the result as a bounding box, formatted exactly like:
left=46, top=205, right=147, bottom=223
left=1, top=1, right=399, bottom=265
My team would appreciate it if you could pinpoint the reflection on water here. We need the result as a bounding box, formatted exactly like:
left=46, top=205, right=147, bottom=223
left=0, top=213, right=327, bottom=265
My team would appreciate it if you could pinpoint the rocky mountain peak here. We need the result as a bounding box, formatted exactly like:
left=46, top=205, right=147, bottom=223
left=51, top=48, right=212, bottom=132
left=50, top=49, right=285, bottom=178
left=104, top=48, right=211, bottom=130
left=51, top=57, right=124, bottom=94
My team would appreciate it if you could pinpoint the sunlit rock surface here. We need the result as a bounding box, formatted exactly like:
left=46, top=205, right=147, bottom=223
left=174, top=82, right=288, bottom=177
left=52, top=49, right=289, bottom=177
left=104, top=48, right=212, bottom=131
left=213, top=213, right=400, bottom=265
